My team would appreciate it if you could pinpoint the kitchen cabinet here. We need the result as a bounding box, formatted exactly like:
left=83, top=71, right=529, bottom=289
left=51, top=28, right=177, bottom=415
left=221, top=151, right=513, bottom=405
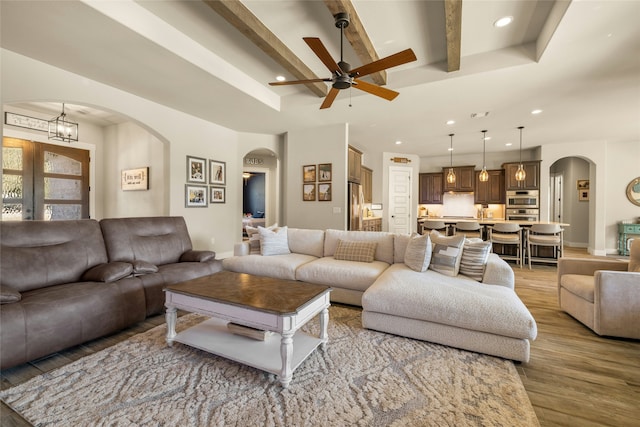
left=475, top=169, right=505, bottom=204
left=363, top=217, right=382, bottom=232
left=503, top=161, right=540, bottom=190
left=442, top=166, right=475, bottom=192
left=419, top=173, right=443, bottom=204
left=348, top=146, right=362, bottom=183
left=362, top=166, right=373, bottom=203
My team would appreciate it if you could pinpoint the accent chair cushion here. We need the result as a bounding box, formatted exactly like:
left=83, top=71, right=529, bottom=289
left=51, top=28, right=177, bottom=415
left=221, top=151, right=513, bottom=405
left=259, top=225, right=290, bottom=256
left=334, top=239, right=377, bottom=263
left=459, top=240, right=492, bottom=281
left=404, top=233, right=432, bottom=272
left=429, top=231, right=465, bottom=277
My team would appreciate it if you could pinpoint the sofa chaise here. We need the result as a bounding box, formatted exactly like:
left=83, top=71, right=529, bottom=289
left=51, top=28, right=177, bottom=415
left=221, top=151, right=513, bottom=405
left=222, top=227, right=537, bottom=362
left=0, top=216, right=222, bottom=369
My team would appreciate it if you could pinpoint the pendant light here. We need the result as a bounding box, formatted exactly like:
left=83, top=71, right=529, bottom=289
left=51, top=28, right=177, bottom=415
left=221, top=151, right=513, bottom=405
left=479, top=130, right=489, bottom=182
left=48, top=103, right=78, bottom=143
left=515, top=126, right=526, bottom=182
left=446, top=133, right=456, bottom=185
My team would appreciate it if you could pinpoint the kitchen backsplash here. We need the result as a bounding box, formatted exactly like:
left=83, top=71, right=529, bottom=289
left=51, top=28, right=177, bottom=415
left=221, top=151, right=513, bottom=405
left=419, top=193, right=505, bottom=219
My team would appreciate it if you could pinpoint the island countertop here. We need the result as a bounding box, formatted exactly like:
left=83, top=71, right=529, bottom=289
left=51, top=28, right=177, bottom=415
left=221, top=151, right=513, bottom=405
left=418, top=217, right=570, bottom=227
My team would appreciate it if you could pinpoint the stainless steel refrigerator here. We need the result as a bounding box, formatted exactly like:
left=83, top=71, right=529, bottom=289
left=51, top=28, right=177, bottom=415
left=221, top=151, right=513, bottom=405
left=348, top=182, right=364, bottom=231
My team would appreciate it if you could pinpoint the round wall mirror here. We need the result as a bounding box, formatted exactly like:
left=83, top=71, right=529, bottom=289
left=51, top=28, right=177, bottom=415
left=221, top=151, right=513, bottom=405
left=626, top=177, right=640, bottom=207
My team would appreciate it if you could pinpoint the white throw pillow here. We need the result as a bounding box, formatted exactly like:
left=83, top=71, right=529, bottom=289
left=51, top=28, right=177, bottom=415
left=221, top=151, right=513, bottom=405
left=429, top=231, right=465, bottom=277
left=247, top=223, right=277, bottom=255
left=404, top=233, right=432, bottom=272
left=459, top=240, right=492, bottom=281
left=258, top=225, right=290, bottom=256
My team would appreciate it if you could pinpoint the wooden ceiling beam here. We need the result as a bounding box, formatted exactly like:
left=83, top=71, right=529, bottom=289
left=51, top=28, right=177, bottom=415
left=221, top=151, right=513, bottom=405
left=444, top=0, right=462, bottom=72
left=323, top=0, right=386, bottom=86
left=203, top=0, right=327, bottom=97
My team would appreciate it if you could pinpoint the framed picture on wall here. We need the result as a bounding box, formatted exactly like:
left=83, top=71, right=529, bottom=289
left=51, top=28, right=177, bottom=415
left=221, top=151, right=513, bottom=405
left=318, top=183, right=332, bottom=201
left=303, top=165, right=316, bottom=183
left=579, top=189, right=589, bottom=201
left=121, top=167, right=149, bottom=191
left=210, top=160, right=226, bottom=185
left=210, top=186, right=225, bottom=203
left=577, top=179, right=589, bottom=190
left=186, top=156, right=206, bottom=183
left=318, top=163, right=332, bottom=182
left=185, top=184, right=207, bottom=207
left=303, top=184, right=316, bottom=201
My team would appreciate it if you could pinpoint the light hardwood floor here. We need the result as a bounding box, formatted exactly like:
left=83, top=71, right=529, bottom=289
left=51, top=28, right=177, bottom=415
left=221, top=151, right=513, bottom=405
left=1, top=248, right=639, bottom=426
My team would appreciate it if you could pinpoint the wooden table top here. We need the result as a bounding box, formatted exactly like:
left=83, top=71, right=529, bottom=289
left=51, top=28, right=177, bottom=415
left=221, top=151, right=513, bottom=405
left=164, top=271, right=331, bottom=315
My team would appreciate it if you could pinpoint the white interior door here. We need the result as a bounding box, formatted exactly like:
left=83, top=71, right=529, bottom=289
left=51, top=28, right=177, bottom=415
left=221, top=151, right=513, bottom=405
left=388, top=166, right=412, bottom=234
left=550, top=172, right=563, bottom=223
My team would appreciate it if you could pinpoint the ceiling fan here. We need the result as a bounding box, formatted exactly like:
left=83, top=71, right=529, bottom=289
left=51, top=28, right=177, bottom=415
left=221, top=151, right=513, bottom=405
left=269, top=13, right=417, bottom=109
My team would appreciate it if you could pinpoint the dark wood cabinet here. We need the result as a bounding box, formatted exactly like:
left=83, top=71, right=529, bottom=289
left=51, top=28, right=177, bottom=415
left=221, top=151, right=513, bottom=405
left=442, top=166, right=475, bottom=192
left=503, top=161, right=540, bottom=190
left=419, top=173, right=443, bottom=204
left=348, top=146, right=362, bottom=183
left=362, top=166, right=372, bottom=203
left=474, top=169, right=505, bottom=204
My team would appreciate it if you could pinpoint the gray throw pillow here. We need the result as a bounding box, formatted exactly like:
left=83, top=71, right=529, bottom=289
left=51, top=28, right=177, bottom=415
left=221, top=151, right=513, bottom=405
left=429, top=231, right=465, bottom=277
left=404, top=233, right=432, bottom=272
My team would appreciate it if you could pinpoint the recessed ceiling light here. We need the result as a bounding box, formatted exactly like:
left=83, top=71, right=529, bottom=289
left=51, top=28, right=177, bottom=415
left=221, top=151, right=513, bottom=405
left=494, top=16, right=513, bottom=28
left=446, top=120, right=455, bottom=125
left=531, top=109, right=543, bottom=115
left=484, top=136, right=492, bottom=141
left=505, top=143, right=513, bottom=147
left=448, top=147, right=454, bottom=152
left=395, top=140, right=402, bottom=145
left=275, top=75, right=286, bottom=82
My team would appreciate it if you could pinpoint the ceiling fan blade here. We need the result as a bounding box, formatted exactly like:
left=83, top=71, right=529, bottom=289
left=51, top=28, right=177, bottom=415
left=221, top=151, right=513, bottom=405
left=269, top=78, right=331, bottom=86
left=350, top=49, right=417, bottom=78
left=320, top=88, right=340, bottom=109
left=304, top=37, right=341, bottom=74
left=353, top=79, right=399, bottom=101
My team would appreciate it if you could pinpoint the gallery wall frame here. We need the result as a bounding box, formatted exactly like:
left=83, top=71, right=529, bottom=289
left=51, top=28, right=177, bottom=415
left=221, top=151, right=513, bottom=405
left=318, top=163, right=332, bottom=182
left=318, top=183, right=332, bottom=201
left=210, top=186, right=226, bottom=203
left=303, top=183, right=316, bottom=201
left=579, top=189, right=589, bottom=201
left=121, top=167, right=149, bottom=191
left=185, top=184, right=207, bottom=207
left=186, top=156, right=207, bottom=184
left=303, top=165, right=316, bottom=183
left=210, top=160, right=226, bottom=185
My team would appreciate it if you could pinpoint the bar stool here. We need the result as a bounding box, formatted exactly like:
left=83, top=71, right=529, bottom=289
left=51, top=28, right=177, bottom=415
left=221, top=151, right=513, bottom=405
left=420, top=220, right=448, bottom=235
left=526, top=224, right=564, bottom=269
left=453, top=221, right=483, bottom=240
left=488, top=223, right=523, bottom=268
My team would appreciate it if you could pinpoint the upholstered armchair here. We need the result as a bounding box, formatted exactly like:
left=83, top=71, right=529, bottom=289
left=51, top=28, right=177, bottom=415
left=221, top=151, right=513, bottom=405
left=557, top=239, right=640, bottom=339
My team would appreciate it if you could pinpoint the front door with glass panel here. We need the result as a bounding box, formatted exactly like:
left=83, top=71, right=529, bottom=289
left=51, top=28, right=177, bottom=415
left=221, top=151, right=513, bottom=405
left=2, top=137, right=89, bottom=220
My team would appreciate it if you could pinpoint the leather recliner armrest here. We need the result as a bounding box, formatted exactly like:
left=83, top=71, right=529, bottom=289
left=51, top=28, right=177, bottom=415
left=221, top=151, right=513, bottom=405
left=81, top=262, right=134, bottom=283
left=179, top=250, right=216, bottom=263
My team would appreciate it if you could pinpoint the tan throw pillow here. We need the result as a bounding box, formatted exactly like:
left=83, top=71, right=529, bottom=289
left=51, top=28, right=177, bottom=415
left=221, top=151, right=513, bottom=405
left=404, top=233, right=432, bottom=272
left=334, top=239, right=377, bottom=263
left=459, top=240, right=492, bottom=281
left=258, top=225, right=290, bottom=256
left=429, top=231, right=465, bottom=277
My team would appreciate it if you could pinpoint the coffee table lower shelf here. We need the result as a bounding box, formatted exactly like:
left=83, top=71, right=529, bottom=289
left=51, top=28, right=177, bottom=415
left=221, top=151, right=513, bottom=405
left=173, top=317, right=324, bottom=380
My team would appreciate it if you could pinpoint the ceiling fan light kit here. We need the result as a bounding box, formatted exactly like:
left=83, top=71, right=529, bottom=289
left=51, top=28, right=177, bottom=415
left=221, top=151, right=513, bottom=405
left=268, top=12, right=417, bottom=109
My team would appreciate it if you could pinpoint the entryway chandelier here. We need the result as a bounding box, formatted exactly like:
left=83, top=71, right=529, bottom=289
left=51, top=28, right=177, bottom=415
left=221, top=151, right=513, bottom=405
left=446, top=133, right=456, bottom=184
left=48, top=103, right=78, bottom=143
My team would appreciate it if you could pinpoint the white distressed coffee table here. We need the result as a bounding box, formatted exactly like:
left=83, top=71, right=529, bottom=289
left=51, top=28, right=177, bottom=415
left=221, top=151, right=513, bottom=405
left=164, top=271, right=331, bottom=388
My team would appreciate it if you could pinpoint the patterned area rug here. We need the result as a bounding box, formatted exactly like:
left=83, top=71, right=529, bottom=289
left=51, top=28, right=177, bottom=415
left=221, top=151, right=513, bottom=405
left=1, top=305, right=538, bottom=426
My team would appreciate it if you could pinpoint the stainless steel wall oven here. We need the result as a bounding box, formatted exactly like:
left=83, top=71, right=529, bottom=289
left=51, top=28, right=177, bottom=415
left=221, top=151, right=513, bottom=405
left=506, top=190, right=539, bottom=209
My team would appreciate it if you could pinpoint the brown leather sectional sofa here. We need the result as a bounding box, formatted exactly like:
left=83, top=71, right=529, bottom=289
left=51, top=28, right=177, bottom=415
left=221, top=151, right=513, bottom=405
left=0, top=216, right=222, bottom=370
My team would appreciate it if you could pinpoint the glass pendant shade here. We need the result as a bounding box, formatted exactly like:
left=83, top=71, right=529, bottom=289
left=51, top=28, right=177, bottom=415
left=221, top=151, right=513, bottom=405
left=48, top=103, right=78, bottom=143
left=447, top=133, right=456, bottom=184
left=479, top=130, right=489, bottom=182
left=515, top=126, right=526, bottom=182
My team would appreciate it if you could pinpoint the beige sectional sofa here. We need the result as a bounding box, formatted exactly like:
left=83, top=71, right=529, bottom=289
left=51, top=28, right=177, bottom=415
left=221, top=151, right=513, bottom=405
left=222, top=227, right=537, bottom=362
